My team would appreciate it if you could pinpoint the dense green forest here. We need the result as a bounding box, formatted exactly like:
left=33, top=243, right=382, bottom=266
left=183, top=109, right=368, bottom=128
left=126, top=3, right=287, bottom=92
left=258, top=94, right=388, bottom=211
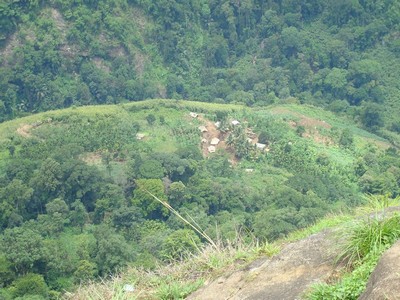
left=1, top=0, right=400, bottom=141
left=0, top=100, right=399, bottom=299
left=1, top=0, right=400, bottom=298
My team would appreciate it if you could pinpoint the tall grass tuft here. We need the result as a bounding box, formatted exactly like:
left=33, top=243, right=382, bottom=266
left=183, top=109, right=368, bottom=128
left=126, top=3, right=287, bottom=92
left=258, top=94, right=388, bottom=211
left=338, top=214, right=400, bottom=267
left=156, top=280, right=203, bottom=300
left=357, top=194, right=400, bottom=215
left=306, top=195, right=400, bottom=300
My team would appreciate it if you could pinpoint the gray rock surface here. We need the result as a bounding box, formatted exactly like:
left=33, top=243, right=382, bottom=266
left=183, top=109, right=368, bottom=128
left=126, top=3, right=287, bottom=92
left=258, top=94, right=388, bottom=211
left=188, top=229, right=342, bottom=300
left=359, top=240, right=400, bottom=300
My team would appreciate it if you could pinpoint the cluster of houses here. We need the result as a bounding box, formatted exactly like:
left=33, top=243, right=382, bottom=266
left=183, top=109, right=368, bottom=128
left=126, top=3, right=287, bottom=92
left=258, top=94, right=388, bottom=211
left=191, top=112, right=268, bottom=154
left=136, top=112, right=268, bottom=155
left=198, top=124, right=220, bottom=153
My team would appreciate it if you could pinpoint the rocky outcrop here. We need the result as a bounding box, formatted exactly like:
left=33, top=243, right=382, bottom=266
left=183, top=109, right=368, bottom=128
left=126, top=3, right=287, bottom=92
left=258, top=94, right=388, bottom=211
left=359, top=240, right=400, bottom=300
left=188, top=229, right=343, bottom=300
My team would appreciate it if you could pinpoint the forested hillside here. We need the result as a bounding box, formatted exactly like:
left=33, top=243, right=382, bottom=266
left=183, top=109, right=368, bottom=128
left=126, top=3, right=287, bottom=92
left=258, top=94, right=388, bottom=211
left=0, top=100, right=399, bottom=298
left=1, top=0, right=400, bottom=299
left=1, top=0, right=400, bottom=143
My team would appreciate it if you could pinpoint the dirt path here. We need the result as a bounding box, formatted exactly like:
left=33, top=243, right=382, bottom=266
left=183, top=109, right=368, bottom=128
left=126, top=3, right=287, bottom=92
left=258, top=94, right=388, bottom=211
left=188, top=229, right=342, bottom=300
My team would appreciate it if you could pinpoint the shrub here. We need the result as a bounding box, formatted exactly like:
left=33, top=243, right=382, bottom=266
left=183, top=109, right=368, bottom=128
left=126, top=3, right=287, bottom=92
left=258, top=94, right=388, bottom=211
left=156, top=280, right=203, bottom=300
left=139, top=160, right=165, bottom=179
left=339, top=214, right=400, bottom=266
left=146, top=114, right=156, bottom=125
left=73, top=260, right=98, bottom=283
left=162, top=229, right=201, bottom=261
left=12, top=273, right=48, bottom=298
left=296, top=125, right=305, bottom=137
left=339, top=128, right=353, bottom=148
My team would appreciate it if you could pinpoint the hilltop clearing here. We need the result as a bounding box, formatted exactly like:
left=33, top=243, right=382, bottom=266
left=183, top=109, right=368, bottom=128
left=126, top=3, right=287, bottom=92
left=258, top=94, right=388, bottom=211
left=0, top=100, right=399, bottom=299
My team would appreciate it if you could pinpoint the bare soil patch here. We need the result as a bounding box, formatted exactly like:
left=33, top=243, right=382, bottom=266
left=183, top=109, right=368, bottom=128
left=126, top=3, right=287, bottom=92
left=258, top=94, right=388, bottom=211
left=298, top=116, right=331, bottom=130
left=16, top=124, right=33, bottom=138
left=135, top=52, right=146, bottom=77
left=109, top=45, right=127, bottom=58
left=1, top=33, right=21, bottom=66
left=273, top=108, right=334, bottom=145
left=93, top=57, right=111, bottom=73
left=50, top=8, right=67, bottom=37
left=363, top=137, right=392, bottom=150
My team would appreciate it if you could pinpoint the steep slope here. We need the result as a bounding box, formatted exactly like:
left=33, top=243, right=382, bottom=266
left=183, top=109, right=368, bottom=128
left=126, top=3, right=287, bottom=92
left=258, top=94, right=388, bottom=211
left=67, top=206, right=400, bottom=300
left=188, top=229, right=341, bottom=300
left=189, top=206, right=400, bottom=300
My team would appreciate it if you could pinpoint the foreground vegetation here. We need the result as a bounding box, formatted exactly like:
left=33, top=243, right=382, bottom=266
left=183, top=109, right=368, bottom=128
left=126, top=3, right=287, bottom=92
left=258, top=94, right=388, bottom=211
left=68, top=195, right=400, bottom=300
left=67, top=211, right=350, bottom=300
left=306, top=195, right=400, bottom=300
left=0, top=100, right=399, bottom=299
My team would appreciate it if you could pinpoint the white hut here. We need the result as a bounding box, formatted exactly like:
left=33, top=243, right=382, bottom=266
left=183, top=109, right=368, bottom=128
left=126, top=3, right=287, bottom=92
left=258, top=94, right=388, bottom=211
left=198, top=126, right=208, bottom=133
left=256, top=143, right=266, bottom=150
left=136, top=133, right=145, bottom=140
left=210, top=138, right=220, bottom=145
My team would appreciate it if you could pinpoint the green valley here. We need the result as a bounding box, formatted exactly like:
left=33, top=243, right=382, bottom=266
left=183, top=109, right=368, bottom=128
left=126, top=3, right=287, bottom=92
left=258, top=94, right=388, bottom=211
left=1, top=0, right=400, bottom=299
left=0, top=100, right=399, bottom=298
